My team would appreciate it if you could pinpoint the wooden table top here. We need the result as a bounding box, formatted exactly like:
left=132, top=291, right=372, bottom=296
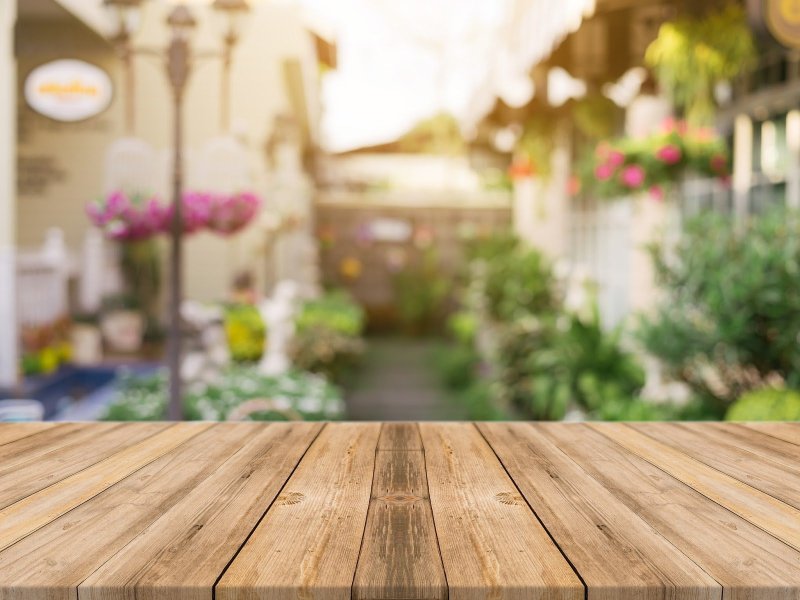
left=1, top=422, right=799, bottom=600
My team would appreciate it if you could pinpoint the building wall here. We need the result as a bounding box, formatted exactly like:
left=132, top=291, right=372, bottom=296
left=15, top=18, right=124, bottom=251
left=15, top=2, right=320, bottom=303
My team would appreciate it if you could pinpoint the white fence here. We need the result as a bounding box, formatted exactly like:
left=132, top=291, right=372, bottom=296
left=15, top=229, right=74, bottom=332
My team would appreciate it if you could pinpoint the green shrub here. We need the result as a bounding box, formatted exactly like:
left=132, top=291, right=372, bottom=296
left=496, top=305, right=645, bottom=421
left=289, top=325, right=365, bottom=384
left=392, top=251, right=451, bottom=333
left=482, top=245, right=559, bottom=322
left=295, top=290, right=365, bottom=337
left=639, top=208, right=800, bottom=410
left=726, top=388, right=800, bottom=421
left=103, top=367, right=344, bottom=421
left=446, top=310, right=478, bottom=346
left=432, top=344, right=480, bottom=391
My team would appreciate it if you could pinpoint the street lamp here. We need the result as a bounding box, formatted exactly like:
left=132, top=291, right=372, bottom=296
left=212, top=0, right=251, bottom=131
left=103, top=0, right=145, bottom=133
left=103, top=0, right=251, bottom=420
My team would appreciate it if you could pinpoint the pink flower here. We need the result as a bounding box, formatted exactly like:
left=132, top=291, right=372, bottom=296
left=607, top=150, right=625, bottom=168
left=649, top=185, right=664, bottom=201
left=206, top=192, right=262, bottom=235
left=656, top=144, right=682, bottom=165
left=620, top=165, right=646, bottom=189
left=710, top=154, right=728, bottom=175
left=595, top=163, right=615, bottom=181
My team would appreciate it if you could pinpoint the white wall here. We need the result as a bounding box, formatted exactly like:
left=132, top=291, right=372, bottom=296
left=0, top=0, right=18, bottom=386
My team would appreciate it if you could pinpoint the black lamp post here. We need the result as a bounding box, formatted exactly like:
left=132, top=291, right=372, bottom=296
left=103, top=0, right=251, bottom=420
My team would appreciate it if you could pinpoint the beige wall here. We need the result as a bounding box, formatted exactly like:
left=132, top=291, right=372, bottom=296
left=16, top=2, right=320, bottom=303
left=15, top=18, right=124, bottom=250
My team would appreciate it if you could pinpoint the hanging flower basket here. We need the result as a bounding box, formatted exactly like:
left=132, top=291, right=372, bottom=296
left=205, top=191, right=262, bottom=236
left=87, top=190, right=263, bottom=240
left=581, top=119, right=730, bottom=200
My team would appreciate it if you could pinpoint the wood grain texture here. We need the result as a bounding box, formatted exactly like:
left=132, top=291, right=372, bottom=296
left=0, top=422, right=170, bottom=509
left=79, top=422, right=322, bottom=600
left=632, top=422, right=800, bottom=510
left=479, top=422, right=720, bottom=600
left=216, top=423, right=381, bottom=600
left=0, top=424, right=252, bottom=600
left=546, top=423, right=800, bottom=600
left=377, top=422, right=424, bottom=451
left=0, top=422, right=799, bottom=600
left=420, top=422, right=583, bottom=600
left=0, top=422, right=209, bottom=552
left=353, top=423, right=447, bottom=600
left=0, top=423, right=55, bottom=447
left=591, top=423, right=800, bottom=552
left=741, top=422, right=800, bottom=447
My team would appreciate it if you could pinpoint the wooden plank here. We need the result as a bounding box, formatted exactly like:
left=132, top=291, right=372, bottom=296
left=0, top=422, right=171, bottom=508
left=545, top=424, right=800, bottom=600
left=0, top=424, right=261, bottom=600
left=0, top=423, right=55, bottom=447
left=0, top=422, right=210, bottom=552
left=0, top=423, right=95, bottom=469
left=741, top=422, right=800, bottom=447
left=591, top=423, right=800, bottom=552
left=479, top=422, right=720, bottom=600
left=688, top=423, right=800, bottom=469
left=377, top=422, right=423, bottom=451
left=216, top=423, right=381, bottom=600
left=419, top=422, right=583, bottom=600
left=353, top=423, right=447, bottom=600
left=79, top=422, right=322, bottom=600
left=632, top=422, right=800, bottom=510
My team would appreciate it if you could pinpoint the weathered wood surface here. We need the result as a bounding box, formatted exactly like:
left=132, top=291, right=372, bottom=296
left=0, top=422, right=799, bottom=600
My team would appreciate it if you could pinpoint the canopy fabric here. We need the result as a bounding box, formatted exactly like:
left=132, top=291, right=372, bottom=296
left=300, top=0, right=596, bottom=152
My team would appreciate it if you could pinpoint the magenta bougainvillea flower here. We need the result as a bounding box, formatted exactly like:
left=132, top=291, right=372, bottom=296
left=620, top=165, right=646, bottom=189
left=86, top=191, right=166, bottom=241
left=206, top=192, right=262, bottom=235
left=88, top=190, right=262, bottom=241
left=655, top=144, right=682, bottom=165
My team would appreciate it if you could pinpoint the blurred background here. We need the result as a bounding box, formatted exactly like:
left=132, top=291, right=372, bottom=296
left=1, top=0, right=798, bottom=423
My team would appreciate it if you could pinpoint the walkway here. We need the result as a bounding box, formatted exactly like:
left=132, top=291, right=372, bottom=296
left=345, top=337, right=467, bottom=421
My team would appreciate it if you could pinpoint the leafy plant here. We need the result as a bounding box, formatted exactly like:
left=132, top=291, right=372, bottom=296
left=482, top=244, right=559, bottom=322
left=392, top=250, right=451, bottom=334
left=224, top=304, right=266, bottom=362
left=289, top=324, right=365, bottom=384
left=495, top=305, right=646, bottom=421
left=639, top=208, right=800, bottom=410
left=645, top=5, right=756, bottom=125
left=582, top=119, right=729, bottom=199
left=726, top=388, right=800, bottom=421
left=295, top=290, right=365, bottom=337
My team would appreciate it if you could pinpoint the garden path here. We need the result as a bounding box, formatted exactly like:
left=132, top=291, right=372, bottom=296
left=345, top=337, right=467, bottom=421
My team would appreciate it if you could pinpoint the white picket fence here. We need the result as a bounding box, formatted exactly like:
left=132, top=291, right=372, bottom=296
left=15, top=230, right=74, bottom=332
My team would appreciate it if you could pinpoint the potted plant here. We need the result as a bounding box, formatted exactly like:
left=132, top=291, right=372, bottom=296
left=100, top=293, right=144, bottom=354
left=70, top=313, right=103, bottom=365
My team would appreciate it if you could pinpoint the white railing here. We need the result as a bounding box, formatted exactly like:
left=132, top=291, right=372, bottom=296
left=15, top=229, right=74, bottom=331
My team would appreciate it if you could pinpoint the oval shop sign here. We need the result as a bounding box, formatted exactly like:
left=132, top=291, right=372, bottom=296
left=24, top=59, right=113, bottom=122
